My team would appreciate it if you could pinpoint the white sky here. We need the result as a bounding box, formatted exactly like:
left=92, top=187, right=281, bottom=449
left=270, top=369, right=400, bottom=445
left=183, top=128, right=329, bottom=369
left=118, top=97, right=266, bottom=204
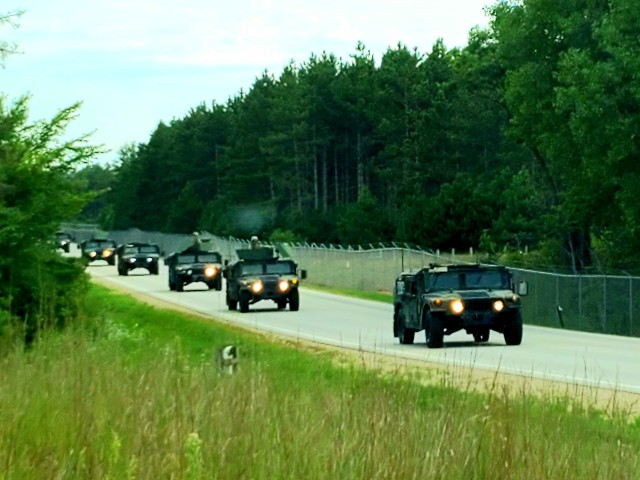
left=2, top=1, right=492, bottom=165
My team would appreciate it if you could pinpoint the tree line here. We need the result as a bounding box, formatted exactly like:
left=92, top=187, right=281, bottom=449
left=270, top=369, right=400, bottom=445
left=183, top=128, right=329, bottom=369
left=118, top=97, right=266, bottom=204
left=98, top=0, right=640, bottom=274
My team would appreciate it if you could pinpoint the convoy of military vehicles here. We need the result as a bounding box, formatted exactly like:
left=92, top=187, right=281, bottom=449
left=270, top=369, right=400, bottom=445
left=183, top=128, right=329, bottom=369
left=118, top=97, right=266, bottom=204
left=62, top=232, right=530, bottom=346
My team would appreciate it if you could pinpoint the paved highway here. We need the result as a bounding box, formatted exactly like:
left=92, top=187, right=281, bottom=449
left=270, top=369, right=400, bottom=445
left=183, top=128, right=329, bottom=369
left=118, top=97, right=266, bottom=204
left=85, top=259, right=640, bottom=395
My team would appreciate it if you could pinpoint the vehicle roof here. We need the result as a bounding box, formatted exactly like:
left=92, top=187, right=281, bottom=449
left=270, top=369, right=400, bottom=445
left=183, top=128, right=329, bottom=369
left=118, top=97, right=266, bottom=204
left=397, top=264, right=508, bottom=278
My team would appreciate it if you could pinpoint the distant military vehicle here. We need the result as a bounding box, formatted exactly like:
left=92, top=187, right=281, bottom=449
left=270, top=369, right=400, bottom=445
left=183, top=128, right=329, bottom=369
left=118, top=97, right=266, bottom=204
left=55, top=231, right=74, bottom=253
left=393, top=264, right=528, bottom=347
left=223, top=244, right=306, bottom=313
left=116, top=242, right=161, bottom=276
left=165, top=249, right=223, bottom=291
left=80, top=238, right=117, bottom=265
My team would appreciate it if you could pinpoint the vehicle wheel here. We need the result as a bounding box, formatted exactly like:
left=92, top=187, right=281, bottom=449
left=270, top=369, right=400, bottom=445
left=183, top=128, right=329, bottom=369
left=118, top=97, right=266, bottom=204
left=122, top=268, right=128, bottom=276
left=289, top=289, right=300, bottom=311
left=473, top=329, right=490, bottom=343
left=425, top=312, right=444, bottom=348
left=227, top=293, right=237, bottom=311
left=176, top=280, right=184, bottom=292
left=397, top=313, right=415, bottom=344
left=151, top=265, right=159, bottom=275
left=239, top=291, right=250, bottom=313
left=504, top=312, right=523, bottom=346
left=108, top=258, right=115, bottom=266
left=206, top=281, right=215, bottom=290
left=276, top=299, right=287, bottom=310
left=169, top=280, right=176, bottom=291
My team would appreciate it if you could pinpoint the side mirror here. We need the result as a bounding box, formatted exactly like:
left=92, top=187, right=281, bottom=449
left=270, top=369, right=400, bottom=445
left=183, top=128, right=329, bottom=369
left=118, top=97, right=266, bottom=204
left=300, top=269, right=307, bottom=280
left=224, top=259, right=229, bottom=266
left=517, top=281, right=528, bottom=296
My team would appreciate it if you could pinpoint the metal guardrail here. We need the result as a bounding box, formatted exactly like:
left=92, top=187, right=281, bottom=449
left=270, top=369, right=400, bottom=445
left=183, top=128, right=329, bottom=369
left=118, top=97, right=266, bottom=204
left=61, top=225, right=640, bottom=338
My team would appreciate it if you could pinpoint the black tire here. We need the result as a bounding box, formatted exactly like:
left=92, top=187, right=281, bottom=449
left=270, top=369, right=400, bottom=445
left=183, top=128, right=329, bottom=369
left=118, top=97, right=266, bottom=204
left=239, top=291, right=250, bottom=313
left=397, top=313, right=415, bottom=344
left=176, top=280, right=184, bottom=292
left=504, top=312, right=523, bottom=346
left=276, top=299, right=287, bottom=310
left=108, top=258, right=115, bottom=266
left=289, top=289, right=300, bottom=311
left=426, top=313, right=444, bottom=348
left=169, top=280, right=176, bottom=291
left=150, top=265, right=159, bottom=275
left=227, top=293, right=237, bottom=311
left=206, top=281, right=215, bottom=290
left=216, top=278, right=223, bottom=291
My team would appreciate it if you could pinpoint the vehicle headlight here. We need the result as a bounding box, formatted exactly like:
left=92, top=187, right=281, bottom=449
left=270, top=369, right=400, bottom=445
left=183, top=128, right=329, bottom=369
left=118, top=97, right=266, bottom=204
left=251, top=281, right=263, bottom=294
left=433, top=298, right=443, bottom=307
left=102, top=250, right=113, bottom=258
left=205, top=266, right=218, bottom=277
left=450, top=299, right=464, bottom=314
left=278, top=280, right=290, bottom=292
left=89, top=251, right=97, bottom=258
left=146, top=257, right=153, bottom=262
left=129, top=258, right=136, bottom=263
left=187, top=269, right=193, bottom=275
left=493, top=300, right=505, bottom=312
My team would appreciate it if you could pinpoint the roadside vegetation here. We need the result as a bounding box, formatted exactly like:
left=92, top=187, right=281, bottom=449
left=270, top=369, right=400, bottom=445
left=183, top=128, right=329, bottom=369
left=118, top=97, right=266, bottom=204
left=1, top=284, right=638, bottom=479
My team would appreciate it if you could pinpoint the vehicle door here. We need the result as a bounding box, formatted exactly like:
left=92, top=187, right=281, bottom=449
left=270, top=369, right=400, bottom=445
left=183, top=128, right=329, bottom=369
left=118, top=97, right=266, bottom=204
left=404, top=275, right=421, bottom=330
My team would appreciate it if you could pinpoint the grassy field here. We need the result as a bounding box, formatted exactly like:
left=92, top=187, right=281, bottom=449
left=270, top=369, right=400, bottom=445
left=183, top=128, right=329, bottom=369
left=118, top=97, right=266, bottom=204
left=0, top=284, right=638, bottom=479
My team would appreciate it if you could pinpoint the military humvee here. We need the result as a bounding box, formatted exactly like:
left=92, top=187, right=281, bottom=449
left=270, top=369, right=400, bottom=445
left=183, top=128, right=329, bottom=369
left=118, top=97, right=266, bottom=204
left=223, top=246, right=306, bottom=313
left=116, top=242, right=161, bottom=276
left=80, top=238, right=117, bottom=265
left=165, top=249, right=223, bottom=291
left=393, top=264, right=528, bottom=347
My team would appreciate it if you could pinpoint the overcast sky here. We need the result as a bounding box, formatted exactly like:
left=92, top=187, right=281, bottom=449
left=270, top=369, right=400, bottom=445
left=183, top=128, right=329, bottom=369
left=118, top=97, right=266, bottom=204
left=2, top=1, right=492, bottom=165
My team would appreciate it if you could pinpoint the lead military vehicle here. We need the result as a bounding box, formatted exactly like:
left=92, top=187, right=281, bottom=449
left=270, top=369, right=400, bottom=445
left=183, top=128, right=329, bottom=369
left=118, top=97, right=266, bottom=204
left=165, top=249, right=223, bottom=291
left=393, top=264, right=528, bottom=347
left=223, top=245, right=306, bottom=313
left=116, top=242, right=161, bottom=276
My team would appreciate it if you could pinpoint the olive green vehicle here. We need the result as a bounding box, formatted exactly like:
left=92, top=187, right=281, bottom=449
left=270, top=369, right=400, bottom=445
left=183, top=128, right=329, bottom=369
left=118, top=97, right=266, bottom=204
left=223, top=246, right=306, bottom=313
left=393, top=264, right=528, bottom=348
left=80, top=238, right=117, bottom=265
left=116, top=242, right=161, bottom=276
left=165, top=249, right=223, bottom=291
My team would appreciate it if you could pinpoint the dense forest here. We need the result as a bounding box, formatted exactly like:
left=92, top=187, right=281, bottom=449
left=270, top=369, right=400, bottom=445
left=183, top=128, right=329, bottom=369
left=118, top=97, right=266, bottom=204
left=91, top=0, right=640, bottom=274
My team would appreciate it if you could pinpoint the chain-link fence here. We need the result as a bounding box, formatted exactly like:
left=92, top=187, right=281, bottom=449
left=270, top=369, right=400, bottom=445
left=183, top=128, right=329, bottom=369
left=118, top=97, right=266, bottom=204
left=62, top=225, right=640, bottom=338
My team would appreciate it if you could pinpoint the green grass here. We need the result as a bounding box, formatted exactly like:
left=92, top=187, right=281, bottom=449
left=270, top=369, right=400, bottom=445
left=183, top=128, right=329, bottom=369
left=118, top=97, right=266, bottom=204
left=0, top=284, right=638, bottom=479
left=305, top=283, right=393, bottom=303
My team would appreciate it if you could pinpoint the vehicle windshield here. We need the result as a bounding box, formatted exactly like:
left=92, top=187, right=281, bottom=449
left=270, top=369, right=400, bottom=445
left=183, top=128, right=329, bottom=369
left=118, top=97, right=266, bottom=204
left=265, top=262, right=295, bottom=275
left=198, top=253, right=221, bottom=263
left=124, top=245, right=159, bottom=254
left=240, top=263, right=265, bottom=275
left=56, top=233, right=71, bottom=240
left=176, top=253, right=220, bottom=264
left=430, top=270, right=510, bottom=291
left=177, top=254, right=197, bottom=264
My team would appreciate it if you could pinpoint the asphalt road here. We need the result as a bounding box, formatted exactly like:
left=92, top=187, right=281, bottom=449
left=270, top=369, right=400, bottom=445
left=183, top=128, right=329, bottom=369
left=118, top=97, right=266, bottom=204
left=85, top=258, right=640, bottom=395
